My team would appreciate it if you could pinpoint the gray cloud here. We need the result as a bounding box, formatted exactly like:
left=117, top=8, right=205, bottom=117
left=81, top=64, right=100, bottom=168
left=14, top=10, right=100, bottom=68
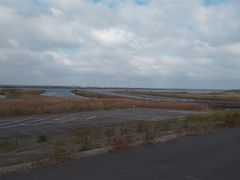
left=0, top=0, right=240, bottom=88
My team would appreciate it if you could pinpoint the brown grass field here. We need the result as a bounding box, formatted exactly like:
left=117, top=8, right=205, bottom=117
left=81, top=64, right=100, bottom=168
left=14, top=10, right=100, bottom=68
left=0, top=98, right=208, bottom=117
left=0, top=89, right=44, bottom=99
left=0, top=89, right=208, bottom=117
left=114, top=90, right=240, bottom=102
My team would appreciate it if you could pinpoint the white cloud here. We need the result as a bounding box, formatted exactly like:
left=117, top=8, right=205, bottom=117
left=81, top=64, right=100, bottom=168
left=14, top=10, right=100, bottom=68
left=0, top=0, right=240, bottom=88
left=130, top=56, right=166, bottom=75
left=91, top=28, right=135, bottom=46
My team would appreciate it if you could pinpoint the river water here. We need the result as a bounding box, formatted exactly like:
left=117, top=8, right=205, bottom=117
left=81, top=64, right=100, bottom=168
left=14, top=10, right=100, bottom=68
left=40, top=88, right=83, bottom=98
left=0, top=95, right=6, bottom=100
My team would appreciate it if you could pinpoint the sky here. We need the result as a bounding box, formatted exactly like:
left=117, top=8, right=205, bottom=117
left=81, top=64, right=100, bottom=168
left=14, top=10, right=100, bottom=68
left=0, top=0, right=240, bottom=89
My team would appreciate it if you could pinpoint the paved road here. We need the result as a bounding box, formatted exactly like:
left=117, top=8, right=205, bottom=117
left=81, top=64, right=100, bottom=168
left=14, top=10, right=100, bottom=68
left=86, top=89, right=177, bottom=102
left=0, top=108, right=197, bottom=138
left=105, top=91, right=240, bottom=109
left=2, top=128, right=240, bottom=180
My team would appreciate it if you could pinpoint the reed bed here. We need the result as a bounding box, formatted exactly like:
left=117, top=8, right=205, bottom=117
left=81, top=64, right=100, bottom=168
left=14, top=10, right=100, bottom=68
left=0, top=98, right=208, bottom=117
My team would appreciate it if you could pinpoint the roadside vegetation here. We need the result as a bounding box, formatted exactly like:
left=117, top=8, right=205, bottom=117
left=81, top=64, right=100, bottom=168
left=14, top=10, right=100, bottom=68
left=114, top=90, right=240, bottom=102
left=1, top=108, right=240, bottom=173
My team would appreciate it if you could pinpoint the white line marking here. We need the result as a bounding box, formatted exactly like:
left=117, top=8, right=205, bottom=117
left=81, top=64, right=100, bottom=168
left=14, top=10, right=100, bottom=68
left=0, top=116, right=97, bottom=129
left=0, top=113, right=92, bottom=125
left=83, top=116, right=96, bottom=122
left=0, top=119, right=33, bottom=125
left=184, top=176, right=201, bottom=180
left=0, top=123, right=25, bottom=129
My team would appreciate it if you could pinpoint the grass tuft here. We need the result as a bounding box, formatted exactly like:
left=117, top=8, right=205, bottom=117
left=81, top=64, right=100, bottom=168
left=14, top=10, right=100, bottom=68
left=73, top=133, right=91, bottom=151
left=53, top=147, right=75, bottom=163
left=0, top=139, right=18, bottom=153
left=109, top=135, right=134, bottom=150
left=37, top=135, right=48, bottom=143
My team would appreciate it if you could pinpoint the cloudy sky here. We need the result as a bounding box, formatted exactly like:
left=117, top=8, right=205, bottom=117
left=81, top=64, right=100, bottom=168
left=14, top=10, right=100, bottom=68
left=0, top=0, right=240, bottom=89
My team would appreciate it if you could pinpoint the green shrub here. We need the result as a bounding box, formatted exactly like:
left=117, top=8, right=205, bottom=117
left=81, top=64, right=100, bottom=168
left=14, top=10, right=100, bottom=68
left=37, top=135, right=48, bottom=143
left=0, top=139, right=18, bottom=153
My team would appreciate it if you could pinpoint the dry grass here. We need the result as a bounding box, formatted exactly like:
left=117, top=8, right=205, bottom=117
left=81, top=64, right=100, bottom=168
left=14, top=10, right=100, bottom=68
left=0, top=88, right=208, bottom=117
left=43, top=108, right=240, bottom=154
left=116, top=90, right=240, bottom=102
left=0, top=89, right=44, bottom=99
left=52, top=144, right=75, bottom=163
left=72, top=128, right=100, bottom=151
left=104, top=126, right=134, bottom=150
left=109, top=135, right=134, bottom=150
left=0, top=98, right=208, bottom=117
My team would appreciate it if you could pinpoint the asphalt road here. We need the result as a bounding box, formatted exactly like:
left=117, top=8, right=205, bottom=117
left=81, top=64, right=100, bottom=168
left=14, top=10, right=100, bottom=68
left=0, top=108, right=197, bottom=138
left=87, top=90, right=240, bottom=108
left=87, top=89, right=177, bottom=102
left=2, top=128, right=240, bottom=180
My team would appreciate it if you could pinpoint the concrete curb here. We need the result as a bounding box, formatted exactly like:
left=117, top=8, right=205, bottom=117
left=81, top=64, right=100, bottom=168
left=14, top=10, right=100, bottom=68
left=0, top=146, right=112, bottom=175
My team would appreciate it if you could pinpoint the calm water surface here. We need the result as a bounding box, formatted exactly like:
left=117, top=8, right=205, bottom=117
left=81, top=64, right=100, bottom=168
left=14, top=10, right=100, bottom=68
left=40, top=88, right=83, bottom=98
left=0, top=95, right=6, bottom=100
